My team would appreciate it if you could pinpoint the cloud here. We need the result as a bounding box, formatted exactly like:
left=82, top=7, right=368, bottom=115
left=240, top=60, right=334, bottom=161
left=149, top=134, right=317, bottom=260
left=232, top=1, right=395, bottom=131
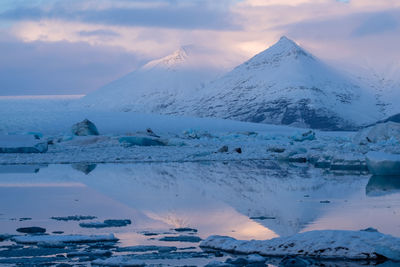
left=78, top=29, right=120, bottom=37
left=0, top=0, right=239, bottom=30
left=0, top=34, right=147, bottom=95
left=1, top=0, right=400, bottom=95
left=277, top=8, right=400, bottom=72
left=352, top=12, right=398, bottom=36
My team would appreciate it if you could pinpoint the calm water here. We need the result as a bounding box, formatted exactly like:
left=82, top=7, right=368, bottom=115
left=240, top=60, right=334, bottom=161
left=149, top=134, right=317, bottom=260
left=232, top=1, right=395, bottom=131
left=0, top=161, right=399, bottom=265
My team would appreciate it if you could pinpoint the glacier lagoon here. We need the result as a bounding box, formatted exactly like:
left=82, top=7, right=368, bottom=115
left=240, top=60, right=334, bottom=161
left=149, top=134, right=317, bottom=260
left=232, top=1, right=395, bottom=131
left=1, top=161, right=399, bottom=266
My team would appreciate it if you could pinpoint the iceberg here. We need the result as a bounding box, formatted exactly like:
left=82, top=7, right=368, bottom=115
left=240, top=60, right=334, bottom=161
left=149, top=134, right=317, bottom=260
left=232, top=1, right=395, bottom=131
left=0, top=135, right=48, bottom=153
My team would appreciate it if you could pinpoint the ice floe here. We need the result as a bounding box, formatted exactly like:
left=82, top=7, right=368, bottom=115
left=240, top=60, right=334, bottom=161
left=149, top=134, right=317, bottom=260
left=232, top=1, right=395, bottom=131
left=200, top=229, right=400, bottom=261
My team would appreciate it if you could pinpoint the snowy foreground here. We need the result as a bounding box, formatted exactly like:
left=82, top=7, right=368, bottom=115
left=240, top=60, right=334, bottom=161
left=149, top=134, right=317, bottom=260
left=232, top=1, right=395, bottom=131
left=201, top=229, right=400, bottom=261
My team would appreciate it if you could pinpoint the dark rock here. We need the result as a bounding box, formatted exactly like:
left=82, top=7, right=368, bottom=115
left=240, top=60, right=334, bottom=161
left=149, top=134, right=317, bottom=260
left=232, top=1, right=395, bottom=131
left=16, top=226, right=46, bottom=234
left=52, top=231, right=64, bottom=234
left=218, top=146, right=229, bottom=153
left=234, top=147, right=242, bottom=154
left=146, top=128, right=160, bottom=138
left=71, top=119, right=99, bottom=136
left=361, top=227, right=379, bottom=233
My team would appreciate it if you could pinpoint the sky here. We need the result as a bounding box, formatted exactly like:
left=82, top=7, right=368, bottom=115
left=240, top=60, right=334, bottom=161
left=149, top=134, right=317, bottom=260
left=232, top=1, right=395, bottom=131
left=0, top=0, right=399, bottom=96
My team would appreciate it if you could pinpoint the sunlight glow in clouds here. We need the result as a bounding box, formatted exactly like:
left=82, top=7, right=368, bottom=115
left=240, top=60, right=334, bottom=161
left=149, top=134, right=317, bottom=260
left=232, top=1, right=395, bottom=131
left=0, top=0, right=399, bottom=95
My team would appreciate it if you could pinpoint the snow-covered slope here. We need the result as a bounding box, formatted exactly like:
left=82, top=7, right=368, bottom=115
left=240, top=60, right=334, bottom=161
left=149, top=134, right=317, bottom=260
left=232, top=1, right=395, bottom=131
left=178, top=37, right=381, bottom=131
left=78, top=45, right=223, bottom=113
left=354, top=63, right=400, bottom=117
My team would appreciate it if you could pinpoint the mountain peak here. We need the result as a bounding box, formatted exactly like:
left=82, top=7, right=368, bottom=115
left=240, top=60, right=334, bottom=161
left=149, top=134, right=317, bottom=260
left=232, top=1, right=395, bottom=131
left=269, top=36, right=308, bottom=56
left=142, top=47, right=189, bottom=70
left=243, top=36, right=313, bottom=69
left=277, top=36, right=298, bottom=47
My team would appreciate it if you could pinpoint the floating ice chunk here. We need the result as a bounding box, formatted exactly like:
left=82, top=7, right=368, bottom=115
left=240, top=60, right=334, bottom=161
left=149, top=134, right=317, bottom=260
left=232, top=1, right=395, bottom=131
left=182, top=129, right=213, bottom=139
left=290, top=131, right=315, bottom=142
left=80, top=219, right=131, bottom=228
left=0, top=135, right=48, bottom=153
left=200, top=229, right=400, bottom=261
left=16, top=226, right=46, bottom=234
left=366, top=151, right=400, bottom=175
left=119, top=136, right=166, bottom=147
left=51, top=215, right=97, bottom=221
left=12, top=234, right=117, bottom=244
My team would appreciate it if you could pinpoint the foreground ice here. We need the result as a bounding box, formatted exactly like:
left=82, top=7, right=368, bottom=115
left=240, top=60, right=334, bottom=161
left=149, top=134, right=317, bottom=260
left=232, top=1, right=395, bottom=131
left=200, top=229, right=400, bottom=261
left=366, top=151, right=400, bottom=175
left=12, top=233, right=117, bottom=244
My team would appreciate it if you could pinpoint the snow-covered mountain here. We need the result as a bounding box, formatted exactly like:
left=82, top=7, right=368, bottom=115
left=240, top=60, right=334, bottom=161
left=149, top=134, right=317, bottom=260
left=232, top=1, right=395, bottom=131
left=78, top=45, right=224, bottom=113
left=79, top=36, right=387, bottom=131
left=178, top=37, right=381, bottom=130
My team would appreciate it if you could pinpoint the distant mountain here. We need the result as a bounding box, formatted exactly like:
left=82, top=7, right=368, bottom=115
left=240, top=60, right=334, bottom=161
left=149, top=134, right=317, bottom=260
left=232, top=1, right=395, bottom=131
left=79, top=45, right=223, bottom=113
left=177, top=37, right=381, bottom=131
